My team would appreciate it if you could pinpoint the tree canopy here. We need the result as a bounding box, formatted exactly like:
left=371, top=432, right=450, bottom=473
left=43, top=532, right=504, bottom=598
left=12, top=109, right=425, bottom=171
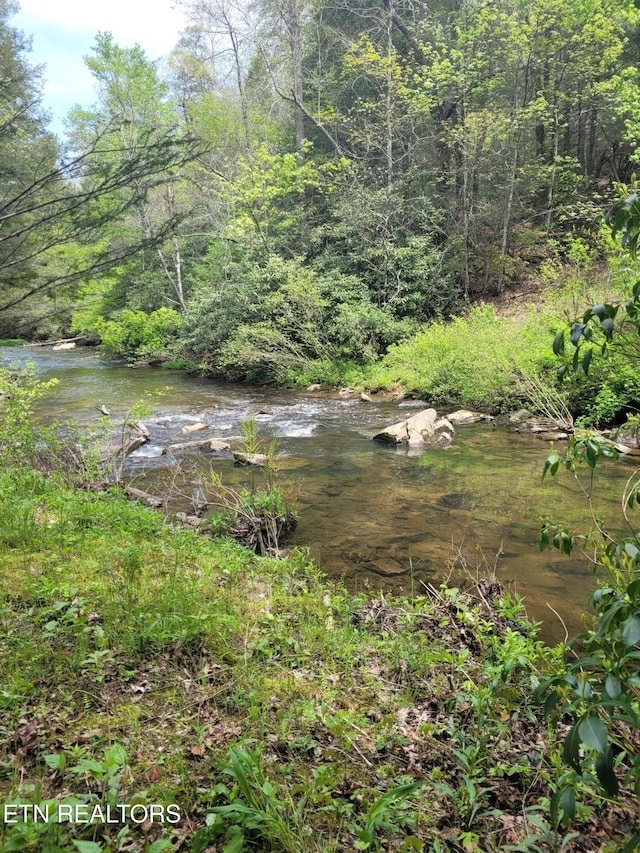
left=1, top=0, right=639, bottom=374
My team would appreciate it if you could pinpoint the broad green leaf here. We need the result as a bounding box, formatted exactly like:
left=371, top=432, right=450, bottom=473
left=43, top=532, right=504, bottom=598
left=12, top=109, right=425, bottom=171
left=596, top=746, right=619, bottom=797
left=578, top=714, right=608, bottom=751
left=622, top=614, right=640, bottom=647
left=604, top=675, right=621, bottom=699
left=73, top=842, right=103, bottom=853
left=569, top=322, right=585, bottom=345
left=223, top=834, right=246, bottom=853
left=563, top=725, right=582, bottom=773
left=104, top=742, right=127, bottom=767
left=624, top=542, right=640, bottom=562
left=544, top=688, right=560, bottom=718
left=539, top=526, right=549, bottom=551
left=586, top=439, right=599, bottom=468
left=559, top=786, right=576, bottom=823
left=552, top=330, right=565, bottom=356
left=627, top=578, right=640, bottom=600
left=601, top=317, right=615, bottom=338
left=44, top=753, right=65, bottom=770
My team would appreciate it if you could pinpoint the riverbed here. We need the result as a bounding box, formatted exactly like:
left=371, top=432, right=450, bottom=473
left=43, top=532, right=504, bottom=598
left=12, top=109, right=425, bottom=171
left=2, top=345, right=631, bottom=642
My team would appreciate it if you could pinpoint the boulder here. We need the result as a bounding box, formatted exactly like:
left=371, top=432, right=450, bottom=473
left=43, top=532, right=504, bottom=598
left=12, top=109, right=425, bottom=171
left=407, top=408, right=438, bottom=433
left=101, top=429, right=149, bottom=463
left=431, top=417, right=455, bottom=447
left=373, top=408, right=454, bottom=448
left=52, top=342, right=76, bottom=351
left=175, top=512, right=211, bottom=530
left=208, top=439, right=232, bottom=452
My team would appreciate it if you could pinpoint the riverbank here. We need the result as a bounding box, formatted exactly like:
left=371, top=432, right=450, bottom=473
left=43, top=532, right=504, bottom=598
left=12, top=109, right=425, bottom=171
left=0, top=466, right=638, bottom=852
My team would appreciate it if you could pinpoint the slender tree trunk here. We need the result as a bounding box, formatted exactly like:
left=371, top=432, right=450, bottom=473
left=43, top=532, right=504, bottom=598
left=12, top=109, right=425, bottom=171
left=286, top=0, right=305, bottom=156
left=545, top=111, right=560, bottom=232
left=385, top=5, right=394, bottom=193
left=222, top=7, right=252, bottom=152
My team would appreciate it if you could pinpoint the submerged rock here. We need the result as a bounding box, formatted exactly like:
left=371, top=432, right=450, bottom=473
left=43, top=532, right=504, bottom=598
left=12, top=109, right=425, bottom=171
left=509, top=409, right=531, bottom=423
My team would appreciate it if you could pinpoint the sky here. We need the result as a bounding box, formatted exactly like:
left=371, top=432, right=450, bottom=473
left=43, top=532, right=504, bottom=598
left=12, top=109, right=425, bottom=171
left=13, top=0, right=187, bottom=137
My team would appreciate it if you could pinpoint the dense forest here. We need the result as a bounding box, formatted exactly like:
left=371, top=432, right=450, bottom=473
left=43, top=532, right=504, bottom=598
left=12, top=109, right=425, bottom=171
left=1, top=0, right=640, bottom=399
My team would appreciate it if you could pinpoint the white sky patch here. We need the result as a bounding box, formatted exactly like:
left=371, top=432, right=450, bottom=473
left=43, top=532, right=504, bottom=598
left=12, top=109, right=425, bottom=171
left=13, top=0, right=187, bottom=137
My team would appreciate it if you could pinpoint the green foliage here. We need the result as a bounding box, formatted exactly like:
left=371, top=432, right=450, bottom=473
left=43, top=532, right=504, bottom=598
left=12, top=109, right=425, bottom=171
left=183, top=255, right=409, bottom=381
left=535, top=547, right=640, bottom=807
left=535, top=193, right=640, bottom=827
left=0, top=364, right=59, bottom=465
left=199, top=747, right=421, bottom=852
left=96, top=308, right=183, bottom=363
left=366, top=304, right=561, bottom=410
left=1, top=442, right=635, bottom=849
left=206, top=418, right=298, bottom=554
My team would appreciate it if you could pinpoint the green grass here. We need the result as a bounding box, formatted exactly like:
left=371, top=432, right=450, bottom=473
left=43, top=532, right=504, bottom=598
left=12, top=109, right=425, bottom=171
left=0, top=468, right=637, bottom=852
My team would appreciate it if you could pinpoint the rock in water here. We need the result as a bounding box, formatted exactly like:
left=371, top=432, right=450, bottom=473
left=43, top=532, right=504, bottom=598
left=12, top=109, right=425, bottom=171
left=233, top=451, right=268, bottom=466
left=447, top=409, right=491, bottom=425
left=182, top=422, right=209, bottom=434
left=373, top=408, right=454, bottom=448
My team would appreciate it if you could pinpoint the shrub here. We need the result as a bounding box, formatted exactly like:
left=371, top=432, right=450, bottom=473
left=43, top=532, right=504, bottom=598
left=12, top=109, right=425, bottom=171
left=366, top=304, right=561, bottom=411
left=96, top=307, right=182, bottom=363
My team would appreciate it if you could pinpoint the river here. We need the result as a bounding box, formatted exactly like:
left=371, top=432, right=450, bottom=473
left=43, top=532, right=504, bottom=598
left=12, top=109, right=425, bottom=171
left=2, top=345, right=632, bottom=643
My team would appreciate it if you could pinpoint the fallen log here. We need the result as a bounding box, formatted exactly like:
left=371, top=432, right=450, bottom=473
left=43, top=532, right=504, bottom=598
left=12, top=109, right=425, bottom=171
left=124, top=487, right=164, bottom=508
left=24, top=336, right=84, bottom=347
left=162, top=438, right=230, bottom=455
left=100, top=430, right=150, bottom=464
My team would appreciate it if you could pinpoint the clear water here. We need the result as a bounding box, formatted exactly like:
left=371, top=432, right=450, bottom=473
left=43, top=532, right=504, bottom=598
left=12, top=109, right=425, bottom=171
left=3, top=345, right=631, bottom=643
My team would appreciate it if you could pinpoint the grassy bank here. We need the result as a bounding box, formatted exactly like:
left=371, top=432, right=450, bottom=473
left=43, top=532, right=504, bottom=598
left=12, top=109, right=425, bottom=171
left=0, top=467, right=638, bottom=852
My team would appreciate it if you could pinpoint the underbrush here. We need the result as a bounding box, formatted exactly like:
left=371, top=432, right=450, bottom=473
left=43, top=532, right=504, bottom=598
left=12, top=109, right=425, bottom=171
left=0, top=470, right=638, bottom=852
left=362, top=304, right=561, bottom=411
left=360, top=258, right=640, bottom=423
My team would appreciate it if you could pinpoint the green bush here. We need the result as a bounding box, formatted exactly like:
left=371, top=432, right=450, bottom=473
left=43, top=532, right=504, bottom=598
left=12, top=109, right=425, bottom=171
left=183, top=255, right=410, bottom=381
left=96, top=307, right=183, bottom=363
left=366, top=303, right=561, bottom=410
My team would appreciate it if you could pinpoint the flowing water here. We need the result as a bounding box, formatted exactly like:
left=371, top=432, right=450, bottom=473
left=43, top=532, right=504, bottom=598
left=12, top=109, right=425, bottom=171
left=2, top=345, right=632, bottom=643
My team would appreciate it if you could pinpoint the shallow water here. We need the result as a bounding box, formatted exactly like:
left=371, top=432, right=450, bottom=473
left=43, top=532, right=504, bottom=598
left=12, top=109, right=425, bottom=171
left=3, top=345, right=631, bottom=643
